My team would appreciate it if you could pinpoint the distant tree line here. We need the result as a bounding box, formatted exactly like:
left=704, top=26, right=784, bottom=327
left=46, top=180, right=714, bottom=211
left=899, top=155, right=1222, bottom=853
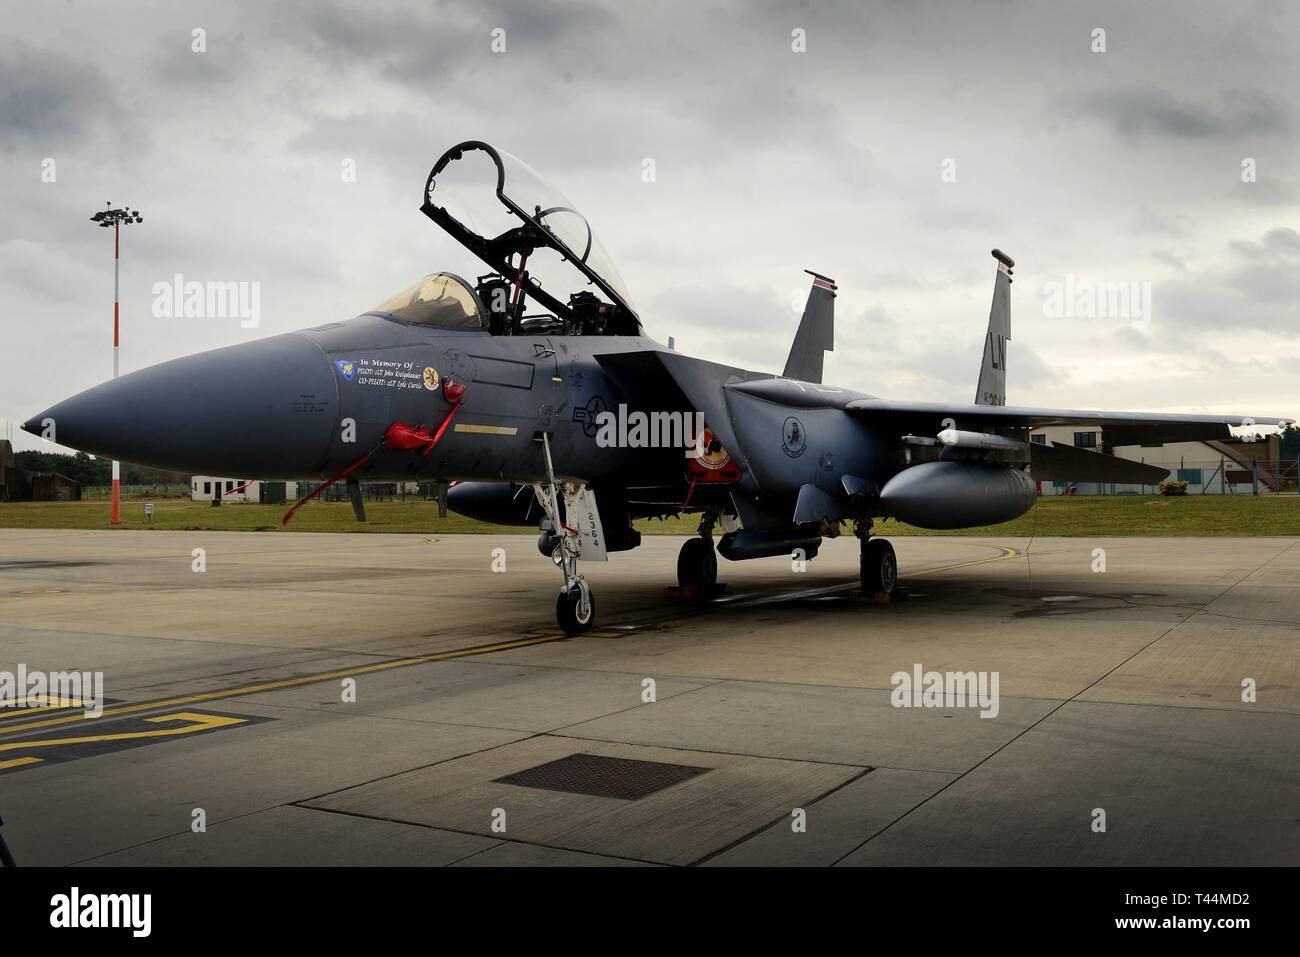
left=1282, top=425, right=1300, bottom=458
left=13, top=450, right=190, bottom=487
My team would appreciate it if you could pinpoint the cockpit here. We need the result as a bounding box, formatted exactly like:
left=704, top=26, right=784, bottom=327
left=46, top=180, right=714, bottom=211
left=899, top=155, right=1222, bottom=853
left=408, top=141, right=643, bottom=338
left=371, top=273, right=485, bottom=329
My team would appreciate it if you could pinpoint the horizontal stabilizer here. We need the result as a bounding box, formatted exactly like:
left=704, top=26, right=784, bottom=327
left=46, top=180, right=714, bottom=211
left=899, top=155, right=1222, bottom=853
left=1030, top=442, right=1169, bottom=484
left=845, top=397, right=1292, bottom=447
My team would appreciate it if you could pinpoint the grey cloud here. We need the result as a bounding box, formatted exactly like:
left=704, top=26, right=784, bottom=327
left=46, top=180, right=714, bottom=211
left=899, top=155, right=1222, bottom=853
left=0, top=238, right=103, bottom=303
left=1157, top=227, right=1300, bottom=332
left=1150, top=249, right=1186, bottom=272
left=1069, top=87, right=1288, bottom=142
left=152, top=31, right=255, bottom=86
left=1132, top=208, right=1192, bottom=238
left=1229, top=178, right=1299, bottom=207
left=0, top=41, right=134, bottom=150
left=832, top=298, right=1058, bottom=402
left=1229, top=226, right=1300, bottom=258
left=649, top=281, right=794, bottom=339
left=288, top=0, right=613, bottom=86
left=1224, top=262, right=1300, bottom=304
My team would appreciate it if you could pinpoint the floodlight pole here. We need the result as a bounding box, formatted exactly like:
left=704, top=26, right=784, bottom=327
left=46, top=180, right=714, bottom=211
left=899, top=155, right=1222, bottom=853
left=112, top=219, right=121, bottom=524
left=90, top=202, right=142, bottom=526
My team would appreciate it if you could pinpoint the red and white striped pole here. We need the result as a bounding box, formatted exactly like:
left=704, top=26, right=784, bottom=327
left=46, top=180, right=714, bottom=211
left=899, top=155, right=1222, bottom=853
left=111, top=219, right=121, bottom=525
left=91, top=203, right=140, bottom=525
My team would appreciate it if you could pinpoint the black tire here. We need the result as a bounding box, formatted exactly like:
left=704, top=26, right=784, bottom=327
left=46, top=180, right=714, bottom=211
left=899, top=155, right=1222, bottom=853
left=677, top=537, right=717, bottom=588
left=556, top=585, right=595, bottom=634
left=861, top=538, right=898, bottom=595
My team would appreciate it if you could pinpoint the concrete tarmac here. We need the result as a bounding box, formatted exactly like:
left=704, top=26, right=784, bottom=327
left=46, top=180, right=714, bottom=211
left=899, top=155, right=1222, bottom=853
left=0, top=528, right=1295, bottom=866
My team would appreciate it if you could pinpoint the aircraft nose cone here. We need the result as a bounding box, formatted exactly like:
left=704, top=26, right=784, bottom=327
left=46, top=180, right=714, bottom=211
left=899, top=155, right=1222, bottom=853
left=24, top=333, right=338, bottom=477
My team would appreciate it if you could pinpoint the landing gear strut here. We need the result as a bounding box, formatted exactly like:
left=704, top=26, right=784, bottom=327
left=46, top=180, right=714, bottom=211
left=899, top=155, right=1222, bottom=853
left=676, top=514, right=718, bottom=591
left=535, top=433, right=596, bottom=635
left=856, top=519, right=897, bottom=597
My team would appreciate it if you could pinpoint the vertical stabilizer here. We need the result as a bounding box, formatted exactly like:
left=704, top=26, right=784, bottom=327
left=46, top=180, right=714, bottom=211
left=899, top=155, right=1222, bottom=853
left=782, top=270, right=836, bottom=383
left=975, top=249, right=1013, bottom=405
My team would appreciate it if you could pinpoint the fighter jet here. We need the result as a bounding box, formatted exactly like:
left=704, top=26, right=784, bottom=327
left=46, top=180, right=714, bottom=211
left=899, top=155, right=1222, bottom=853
left=25, top=141, right=1293, bottom=633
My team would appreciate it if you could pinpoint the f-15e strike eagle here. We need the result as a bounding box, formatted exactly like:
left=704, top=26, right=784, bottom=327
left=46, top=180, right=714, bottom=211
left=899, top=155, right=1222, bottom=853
left=26, top=141, right=1293, bottom=632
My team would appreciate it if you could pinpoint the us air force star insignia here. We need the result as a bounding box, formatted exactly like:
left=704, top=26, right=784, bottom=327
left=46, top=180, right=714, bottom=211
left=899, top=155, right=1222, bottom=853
left=573, top=396, right=608, bottom=437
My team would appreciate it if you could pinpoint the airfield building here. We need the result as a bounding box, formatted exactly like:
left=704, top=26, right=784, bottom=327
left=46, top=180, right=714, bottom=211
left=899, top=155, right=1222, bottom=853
left=0, top=439, right=82, bottom=501
left=1029, top=428, right=1292, bottom=495
left=190, top=477, right=297, bottom=503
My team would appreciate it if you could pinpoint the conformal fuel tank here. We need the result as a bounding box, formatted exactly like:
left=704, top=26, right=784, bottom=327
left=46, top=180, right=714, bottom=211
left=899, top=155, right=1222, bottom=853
left=879, top=460, right=1037, bottom=530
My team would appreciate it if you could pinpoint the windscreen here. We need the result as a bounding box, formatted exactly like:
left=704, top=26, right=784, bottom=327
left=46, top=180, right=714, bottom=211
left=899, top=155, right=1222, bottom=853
left=371, top=273, right=483, bottom=329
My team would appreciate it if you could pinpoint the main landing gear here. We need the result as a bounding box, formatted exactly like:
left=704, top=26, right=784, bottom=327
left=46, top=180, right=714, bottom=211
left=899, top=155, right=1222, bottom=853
left=676, top=514, right=718, bottom=591
left=856, top=519, right=898, bottom=598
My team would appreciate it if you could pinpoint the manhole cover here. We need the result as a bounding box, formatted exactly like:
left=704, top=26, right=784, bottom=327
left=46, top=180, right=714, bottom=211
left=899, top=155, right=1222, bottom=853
left=494, top=753, right=710, bottom=801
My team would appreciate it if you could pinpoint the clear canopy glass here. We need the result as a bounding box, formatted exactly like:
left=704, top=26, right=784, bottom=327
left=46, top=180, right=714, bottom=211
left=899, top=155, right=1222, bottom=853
left=371, top=272, right=483, bottom=328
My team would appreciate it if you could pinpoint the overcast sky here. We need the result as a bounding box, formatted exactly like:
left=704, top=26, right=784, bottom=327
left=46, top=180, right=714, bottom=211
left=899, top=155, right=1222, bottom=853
left=2, top=0, right=1297, bottom=453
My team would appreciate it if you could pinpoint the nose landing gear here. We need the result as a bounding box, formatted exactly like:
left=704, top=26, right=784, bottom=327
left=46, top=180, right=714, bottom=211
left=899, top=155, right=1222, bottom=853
left=534, top=432, right=599, bottom=635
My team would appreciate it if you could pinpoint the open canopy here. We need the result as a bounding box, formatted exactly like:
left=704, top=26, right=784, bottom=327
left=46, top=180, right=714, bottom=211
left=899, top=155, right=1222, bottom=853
left=421, top=141, right=639, bottom=330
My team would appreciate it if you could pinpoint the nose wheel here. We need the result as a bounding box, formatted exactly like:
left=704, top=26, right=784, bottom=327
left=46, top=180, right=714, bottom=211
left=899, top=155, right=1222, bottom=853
left=557, top=579, right=595, bottom=633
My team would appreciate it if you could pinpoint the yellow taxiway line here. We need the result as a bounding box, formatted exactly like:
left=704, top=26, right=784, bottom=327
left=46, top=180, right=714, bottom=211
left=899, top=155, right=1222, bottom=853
left=0, top=712, right=246, bottom=769
left=0, top=633, right=570, bottom=739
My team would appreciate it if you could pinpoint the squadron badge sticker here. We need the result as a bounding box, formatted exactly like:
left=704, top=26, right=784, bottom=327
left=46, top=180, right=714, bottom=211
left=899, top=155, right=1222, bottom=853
left=781, top=416, right=807, bottom=457
left=422, top=366, right=441, bottom=392
left=334, top=359, right=355, bottom=381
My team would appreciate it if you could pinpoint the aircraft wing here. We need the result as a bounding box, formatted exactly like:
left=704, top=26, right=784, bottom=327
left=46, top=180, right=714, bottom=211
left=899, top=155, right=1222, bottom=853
left=844, top=398, right=1293, bottom=446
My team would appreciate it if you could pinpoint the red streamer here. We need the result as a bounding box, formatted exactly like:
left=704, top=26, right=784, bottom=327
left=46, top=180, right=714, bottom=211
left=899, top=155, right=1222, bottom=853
left=281, top=377, right=466, bottom=525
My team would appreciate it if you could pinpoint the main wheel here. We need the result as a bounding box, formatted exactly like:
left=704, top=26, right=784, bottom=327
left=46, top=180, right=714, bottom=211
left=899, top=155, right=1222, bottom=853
left=556, top=582, right=595, bottom=634
left=860, top=538, right=898, bottom=595
left=677, top=537, right=718, bottom=588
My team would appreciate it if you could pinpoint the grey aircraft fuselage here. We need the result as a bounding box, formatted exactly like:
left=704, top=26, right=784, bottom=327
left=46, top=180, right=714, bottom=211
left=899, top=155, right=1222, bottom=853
left=29, top=310, right=888, bottom=508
